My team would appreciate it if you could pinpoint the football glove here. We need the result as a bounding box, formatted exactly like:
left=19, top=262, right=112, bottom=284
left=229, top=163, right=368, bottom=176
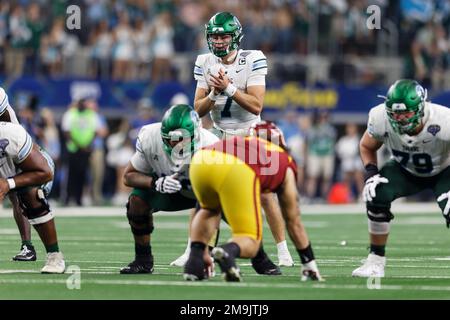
left=301, top=260, right=324, bottom=282
left=437, top=191, right=450, bottom=228
left=155, top=174, right=182, bottom=194
left=362, top=174, right=389, bottom=202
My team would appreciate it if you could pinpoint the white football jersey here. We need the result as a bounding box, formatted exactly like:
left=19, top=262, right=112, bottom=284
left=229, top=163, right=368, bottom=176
left=0, top=122, right=33, bottom=179
left=0, top=87, right=19, bottom=123
left=194, top=49, right=267, bottom=130
left=367, top=102, right=450, bottom=177
left=130, top=123, right=219, bottom=181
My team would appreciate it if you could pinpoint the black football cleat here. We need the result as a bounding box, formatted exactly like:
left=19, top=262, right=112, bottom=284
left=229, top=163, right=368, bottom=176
left=212, top=247, right=242, bottom=282
left=251, top=252, right=282, bottom=276
left=120, top=257, right=154, bottom=274
left=12, top=244, right=37, bottom=262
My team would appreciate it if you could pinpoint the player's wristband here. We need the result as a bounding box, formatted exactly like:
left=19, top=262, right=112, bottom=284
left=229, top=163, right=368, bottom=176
left=208, top=90, right=220, bottom=101
left=364, top=163, right=379, bottom=181
left=7, top=178, right=16, bottom=190
left=224, top=83, right=237, bottom=97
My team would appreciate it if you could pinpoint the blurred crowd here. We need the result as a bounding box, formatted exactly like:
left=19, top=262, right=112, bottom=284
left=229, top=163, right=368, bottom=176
left=0, top=0, right=450, bottom=88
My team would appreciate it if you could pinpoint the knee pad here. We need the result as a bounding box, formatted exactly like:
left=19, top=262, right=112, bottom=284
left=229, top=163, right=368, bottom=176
left=18, top=189, right=53, bottom=225
left=366, top=204, right=394, bottom=223
left=126, top=199, right=154, bottom=236
left=366, top=204, right=394, bottom=235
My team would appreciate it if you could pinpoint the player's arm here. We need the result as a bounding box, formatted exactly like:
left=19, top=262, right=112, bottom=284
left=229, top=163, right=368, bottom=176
left=210, top=71, right=264, bottom=115
left=360, top=130, right=383, bottom=167
left=194, top=86, right=216, bottom=117
left=123, top=162, right=155, bottom=189
left=0, top=144, right=53, bottom=200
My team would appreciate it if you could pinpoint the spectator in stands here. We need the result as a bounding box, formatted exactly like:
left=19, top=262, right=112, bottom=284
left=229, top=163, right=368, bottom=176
left=87, top=99, right=109, bottom=206
left=90, top=20, right=113, bottom=79
left=335, top=123, right=364, bottom=201
left=106, top=118, right=134, bottom=205
left=149, top=10, right=175, bottom=83
left=5, top=5, right=30, bottom=77
left=129, top=97, right=158, bottom=144
left=305, top=110, right=337, bottom=203
left=112, top=12, right=134, bottom=80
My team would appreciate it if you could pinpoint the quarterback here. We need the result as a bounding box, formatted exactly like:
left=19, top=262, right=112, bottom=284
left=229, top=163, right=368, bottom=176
left=0, top=121, right=65, bottom=273
left=353, top=79, right=450, bottom=277
left=191, top=11, right=294, bottom=268
left=184, top=121, right=322, bottom=282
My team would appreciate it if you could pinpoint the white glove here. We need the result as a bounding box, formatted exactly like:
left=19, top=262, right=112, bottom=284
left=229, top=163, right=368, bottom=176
left=437, top=191, right=450, bottom=228
left=155, top=174, right=182, bottom=194
left=301, top=260, right=324, bottom=282
left=362, top=174, right=389, bottom=202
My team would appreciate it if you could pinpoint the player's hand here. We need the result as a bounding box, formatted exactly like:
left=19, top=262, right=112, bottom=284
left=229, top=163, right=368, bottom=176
left=437, top=191, right=450, bottom=228
left=0, top=178, right=9, bottom=202
left=155, top=174, right=182, bottom=194
left=209, top=69, right=231, bottom=92
left=301, top=261, right=324, bottom=282
left=362, top=174, right=389, bottom=202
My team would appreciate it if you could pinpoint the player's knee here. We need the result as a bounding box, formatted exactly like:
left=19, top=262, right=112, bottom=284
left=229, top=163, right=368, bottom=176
left=126, top=196, right=153, bottom=235
left=18, top=189, right=53, bottom=225
left=366, top=204, right=393, bottom=235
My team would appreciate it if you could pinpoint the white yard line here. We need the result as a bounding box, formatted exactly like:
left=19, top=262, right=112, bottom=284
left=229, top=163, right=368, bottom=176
left=0, top=202, right=442, bottom=217
left=1, top=278, right=450, bottom=292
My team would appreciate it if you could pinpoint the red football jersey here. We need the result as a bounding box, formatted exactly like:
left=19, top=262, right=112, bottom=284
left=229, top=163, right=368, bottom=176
left=204, top=136, right=298, bottom=192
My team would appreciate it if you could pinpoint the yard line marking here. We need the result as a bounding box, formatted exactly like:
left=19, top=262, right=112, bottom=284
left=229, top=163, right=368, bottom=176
left=2, top=279, right=450, bottom=292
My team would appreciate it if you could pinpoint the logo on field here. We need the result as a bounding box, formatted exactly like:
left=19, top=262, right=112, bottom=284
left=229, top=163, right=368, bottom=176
left=427, top=125, right=440, bottom=136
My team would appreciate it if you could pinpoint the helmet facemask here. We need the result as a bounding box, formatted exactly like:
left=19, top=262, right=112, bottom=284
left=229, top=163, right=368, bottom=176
left=383, top=81, right=427, bottom=135
left=205, top=12, right=243, bottom=58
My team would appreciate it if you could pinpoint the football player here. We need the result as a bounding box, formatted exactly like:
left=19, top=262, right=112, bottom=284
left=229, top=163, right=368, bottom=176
left=183, top=121, right=322, bottom=282
left=0, top=87, right=37, bottom=261
left=353, top=79, right=450, bottom=277
left=0, top=121, right=65, bottom=273
left=189, top=11, right=294, bottom=267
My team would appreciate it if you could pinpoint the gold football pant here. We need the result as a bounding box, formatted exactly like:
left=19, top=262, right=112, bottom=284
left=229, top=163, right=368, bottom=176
left=190, top=150, right=262, bottom=240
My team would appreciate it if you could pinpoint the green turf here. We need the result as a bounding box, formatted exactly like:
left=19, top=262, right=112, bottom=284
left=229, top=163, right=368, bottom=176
left=1, top=210, right=450, bottom=299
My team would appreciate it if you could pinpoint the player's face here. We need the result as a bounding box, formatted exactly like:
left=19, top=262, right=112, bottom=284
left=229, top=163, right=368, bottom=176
left=391, top=110, right=415, bottom=125
left=210, top=34, right=232, bottom=51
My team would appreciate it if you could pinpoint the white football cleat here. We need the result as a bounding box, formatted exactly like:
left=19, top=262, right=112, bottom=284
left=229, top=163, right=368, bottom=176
left=170, top=252, right=190, bottom=267
left=352, top=253, right=386, bottom=278
left=41, top=252, right=66, bottom=274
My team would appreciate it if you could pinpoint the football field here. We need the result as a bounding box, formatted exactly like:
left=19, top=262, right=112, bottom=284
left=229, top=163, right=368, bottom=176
left=1, top=204, right=450, bottom=300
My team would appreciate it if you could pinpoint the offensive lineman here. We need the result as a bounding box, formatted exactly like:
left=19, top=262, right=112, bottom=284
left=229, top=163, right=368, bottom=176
left=182, top=11, right=294, bottom=268
left=0, top=87, right=37, bottom=261
left=353, top=79, right=450, bottom=277
left=0, top=121, right=65, bottom=273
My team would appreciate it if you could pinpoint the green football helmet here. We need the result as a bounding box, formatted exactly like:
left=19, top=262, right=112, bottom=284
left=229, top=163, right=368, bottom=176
left=383, top=79, right=427, bottom=134
left=160, top=104, right=201, bottom=157
left=205, top=12, right=243, bottom=57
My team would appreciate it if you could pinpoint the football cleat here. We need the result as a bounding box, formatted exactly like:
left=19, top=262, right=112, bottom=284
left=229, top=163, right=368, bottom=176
left=212, top=247, right=242, bottom=282
left=301, top=260, right=324, bottom=281
left=12, top=244, right=37, bottom=262
left=352, top=253, right=386, bottom=278
left=170, top=252, right=189, bottom=267
left=120, top=257, right=154, bottom=274
left=183, top=256, right=207, bottom=281
left=251, top=251, right=282, bottom=275
left=41, top=252, right=66, bottom=274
